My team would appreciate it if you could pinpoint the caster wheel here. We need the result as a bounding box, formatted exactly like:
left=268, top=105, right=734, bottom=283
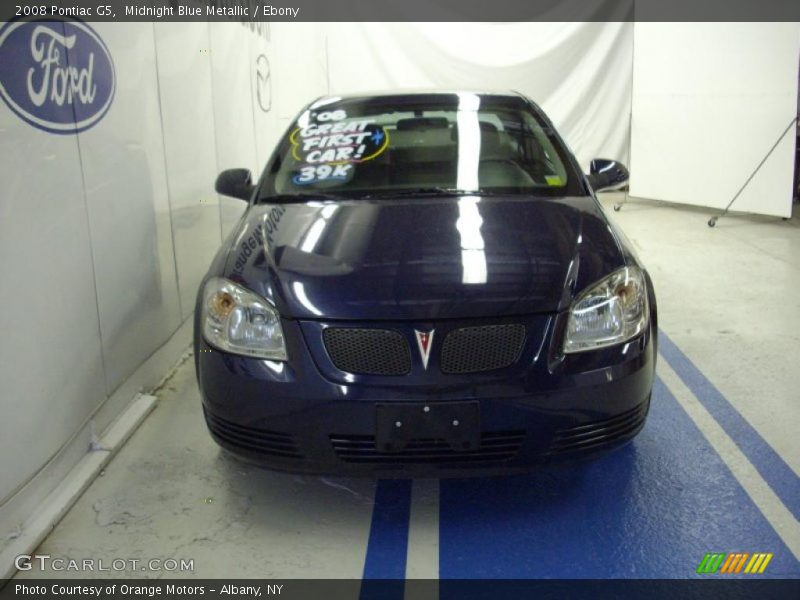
left=708, top=218, right=717, bottom=228
left=613, top=204, right=621, bottom=212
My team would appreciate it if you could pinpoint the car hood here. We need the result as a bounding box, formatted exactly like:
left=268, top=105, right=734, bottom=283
left=224, top=195, right=627, bottom=321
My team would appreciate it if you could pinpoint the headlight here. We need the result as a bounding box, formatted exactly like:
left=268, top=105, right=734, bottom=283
left=563, top=266, right=649, bottom=354
left=201, top=278, right=287, bottom=360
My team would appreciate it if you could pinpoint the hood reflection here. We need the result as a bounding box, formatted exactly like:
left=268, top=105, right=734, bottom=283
left=456, top=196, right=487, bottom=285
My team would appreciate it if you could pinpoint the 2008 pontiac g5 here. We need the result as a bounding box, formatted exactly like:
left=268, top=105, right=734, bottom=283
left=194, top=91, right=657, bottom=476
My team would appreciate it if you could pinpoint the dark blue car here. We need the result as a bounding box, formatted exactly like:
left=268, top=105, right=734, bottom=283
left=194, top=91, right=657, bottom=476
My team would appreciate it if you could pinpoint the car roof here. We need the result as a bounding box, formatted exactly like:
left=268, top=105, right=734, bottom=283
left=310, top=89, right=529, bottom=105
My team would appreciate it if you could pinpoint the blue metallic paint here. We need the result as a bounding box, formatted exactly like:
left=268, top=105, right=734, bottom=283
left=219, top=195, right=627, bottom=321
left=195, top=295, right=655, bottom=475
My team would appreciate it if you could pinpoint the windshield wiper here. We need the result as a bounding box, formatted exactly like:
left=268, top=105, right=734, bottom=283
left=354, top=188, right=544, bottom=199
left=355, top=187, right=475, bottom=199
left=258, top=192, right=351, bottom=203
left=259, top=187, right=541, bottom=203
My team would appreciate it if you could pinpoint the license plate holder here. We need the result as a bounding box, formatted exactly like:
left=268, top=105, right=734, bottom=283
left=375, top=401, right=480, bottom=453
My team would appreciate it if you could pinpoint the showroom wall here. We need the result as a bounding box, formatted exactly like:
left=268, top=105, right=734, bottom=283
left=0, top=21, right=328, bottom=544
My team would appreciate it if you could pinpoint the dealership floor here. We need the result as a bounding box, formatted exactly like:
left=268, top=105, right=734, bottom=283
left=14, top=194, right=800, bottom=582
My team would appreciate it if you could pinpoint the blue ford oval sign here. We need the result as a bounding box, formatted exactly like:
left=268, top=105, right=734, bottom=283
left=0, top=19, right=115, bottom=134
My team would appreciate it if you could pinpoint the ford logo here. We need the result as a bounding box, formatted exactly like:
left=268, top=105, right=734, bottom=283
left=0, top=19, right=115, bottom=134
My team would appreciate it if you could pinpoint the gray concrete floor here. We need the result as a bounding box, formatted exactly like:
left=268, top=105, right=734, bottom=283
left=18, top=353, right=380, bottom=578
left=15, top=194, right=800, bottom=579
left=603, top=194, right=800, bottom=471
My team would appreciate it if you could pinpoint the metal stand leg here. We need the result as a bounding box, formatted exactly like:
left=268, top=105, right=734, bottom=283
left=613, top=188, right=628, bottom=212
left=708, top=116, right=798, bottom=227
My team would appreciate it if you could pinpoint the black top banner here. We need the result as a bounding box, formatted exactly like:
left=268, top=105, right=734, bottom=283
left=2, top=0, right=800, bottom=22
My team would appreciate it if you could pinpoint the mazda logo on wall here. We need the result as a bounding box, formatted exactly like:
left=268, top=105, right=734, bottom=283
left=0, top=19, right=115, bottom=134
left=255, top=53, right=271, bottom=113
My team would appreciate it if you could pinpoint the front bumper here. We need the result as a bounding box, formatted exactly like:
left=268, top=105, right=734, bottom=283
left=195, top=314, right=656, bottom=477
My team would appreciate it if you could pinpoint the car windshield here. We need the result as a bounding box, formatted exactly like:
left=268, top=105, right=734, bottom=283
left=257, top=93, right=584, bottom=202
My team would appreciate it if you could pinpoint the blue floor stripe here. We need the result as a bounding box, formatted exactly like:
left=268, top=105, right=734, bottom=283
left=360, top=478, right=412, bottom=600
left=659, top=330, right=800, bottom=522
left=439, top=377, right=800, bottom=579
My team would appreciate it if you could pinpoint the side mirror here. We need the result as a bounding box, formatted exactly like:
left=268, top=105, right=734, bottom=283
left=215, top=168, right=254, bottom=201
left=587, top=159, right=629, bottom=193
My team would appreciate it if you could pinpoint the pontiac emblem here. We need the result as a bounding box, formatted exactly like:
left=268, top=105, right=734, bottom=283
left=414, top=330, right=434, bottom=370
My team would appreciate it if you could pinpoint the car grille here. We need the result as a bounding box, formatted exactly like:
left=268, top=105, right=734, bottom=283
left=323, top=328, right=411, bottom=375
left=545, top=401, right=649, bottom=455
left=204, top=411, right=304, bottom=459
left=330, top=431, right=525, bottom=464
left=440, top=324, right=526, bottom=374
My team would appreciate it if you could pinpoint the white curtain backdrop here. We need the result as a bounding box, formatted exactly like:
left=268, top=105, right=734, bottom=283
left=324, top=22, right=634, bottom=172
